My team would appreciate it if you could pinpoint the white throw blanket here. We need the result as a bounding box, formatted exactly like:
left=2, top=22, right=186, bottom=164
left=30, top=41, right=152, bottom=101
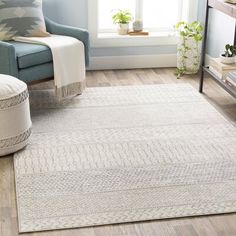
left=14, top=35, right=86, bottom=100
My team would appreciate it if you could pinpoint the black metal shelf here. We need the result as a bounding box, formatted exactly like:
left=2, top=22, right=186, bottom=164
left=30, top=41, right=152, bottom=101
left=199, top=0, right=236, bottom=99
left=203, top=66, right=236, bottom=98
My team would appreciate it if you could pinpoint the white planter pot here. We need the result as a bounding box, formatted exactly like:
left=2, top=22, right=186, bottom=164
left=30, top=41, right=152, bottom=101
left=177, top=37, right=201, bottom=75
left=118, top=23, right=129, bottom=35
left=220, top=54, right=236, bottom=64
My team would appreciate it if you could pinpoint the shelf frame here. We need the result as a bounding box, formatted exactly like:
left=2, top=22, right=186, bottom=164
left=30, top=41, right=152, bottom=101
left=199, top=0, right=236, bottom=98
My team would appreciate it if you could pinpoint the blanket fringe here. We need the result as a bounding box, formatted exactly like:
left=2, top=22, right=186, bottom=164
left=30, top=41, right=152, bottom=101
left=56, top=81, right=86, bottom=100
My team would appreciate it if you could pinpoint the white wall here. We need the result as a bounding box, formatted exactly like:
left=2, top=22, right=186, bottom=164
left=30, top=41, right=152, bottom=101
left=207, top=11, right=235, bottom=57
left=198, top=0, right=235, bottom=57
left=43, top=0, right=87, bottom=28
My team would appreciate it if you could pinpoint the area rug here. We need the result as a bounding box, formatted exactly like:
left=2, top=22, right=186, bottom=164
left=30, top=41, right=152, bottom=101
left=14, top=84, right=236, bottom=233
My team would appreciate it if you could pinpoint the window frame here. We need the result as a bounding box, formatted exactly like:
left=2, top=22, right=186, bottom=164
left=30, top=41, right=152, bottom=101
left=88, top=0, right=199, bottom=48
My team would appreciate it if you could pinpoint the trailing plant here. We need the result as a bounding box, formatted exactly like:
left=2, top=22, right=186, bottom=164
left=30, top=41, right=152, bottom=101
left=222, top=44, right=236, bottom=57
left=112, top=9, right=132, bottom=24
left=174, top=21, right=203, bottom=78
left=175, top=68, right=186, bottom=79
left=175, top=21, right=203, bottom=42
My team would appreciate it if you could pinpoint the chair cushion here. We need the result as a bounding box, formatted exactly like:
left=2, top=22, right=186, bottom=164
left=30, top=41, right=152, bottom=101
left=19, top=62, right=54, bottom=83
left=0, top=0, right=49, bottom=41
left=10, top=41, right=53, bottom=69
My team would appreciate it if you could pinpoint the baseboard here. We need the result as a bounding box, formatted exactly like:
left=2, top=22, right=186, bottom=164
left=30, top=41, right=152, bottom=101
left=88, top=54, right=177, bottom=70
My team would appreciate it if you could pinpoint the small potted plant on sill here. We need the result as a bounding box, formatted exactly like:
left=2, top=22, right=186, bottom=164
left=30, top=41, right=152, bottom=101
left=133, top=19, right=143, bottom=32
left=174, top=21, right=203, bottom=79
left=220, top=44, right=236, bottom=64
left=112, top=9, right=132, bottom=35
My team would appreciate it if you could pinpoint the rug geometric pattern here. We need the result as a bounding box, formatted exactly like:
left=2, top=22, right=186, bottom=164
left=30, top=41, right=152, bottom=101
left=14, top=84, right=236, bottom=233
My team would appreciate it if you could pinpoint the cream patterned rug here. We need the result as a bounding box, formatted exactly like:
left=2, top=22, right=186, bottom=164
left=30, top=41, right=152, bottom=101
left=14, top=84, right=236, bottom=233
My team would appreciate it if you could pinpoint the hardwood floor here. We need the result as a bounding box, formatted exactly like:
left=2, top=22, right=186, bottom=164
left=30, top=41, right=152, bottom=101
left=1, top=68, right=236, bottom=236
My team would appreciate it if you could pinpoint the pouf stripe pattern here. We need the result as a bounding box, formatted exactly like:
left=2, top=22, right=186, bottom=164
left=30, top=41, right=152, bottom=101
left=0, top=74, right=32, bottom=157
left=0, top=89, right=29, bottom=110
left=0, top=129, right=31, bottom=149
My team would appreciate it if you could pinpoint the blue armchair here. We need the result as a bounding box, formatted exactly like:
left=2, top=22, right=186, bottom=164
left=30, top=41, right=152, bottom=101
left=0, top=17, right=90, bottom=84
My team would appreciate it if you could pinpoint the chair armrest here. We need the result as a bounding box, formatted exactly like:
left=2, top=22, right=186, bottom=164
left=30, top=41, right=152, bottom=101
left=0, top=41, right=18, bottom=77
left=45, top=17, right=90, bottom=67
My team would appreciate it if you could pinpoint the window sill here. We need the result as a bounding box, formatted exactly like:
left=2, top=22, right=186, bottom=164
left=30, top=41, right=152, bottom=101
left=91, top=32, right=178, bottom=48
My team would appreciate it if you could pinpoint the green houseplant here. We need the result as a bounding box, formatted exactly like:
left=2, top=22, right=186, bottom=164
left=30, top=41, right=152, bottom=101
left=174, top=21, right=203, bottom=78
left=112, top=9, right=132, bottom=35
left=220, top=44, right=236, bottom=64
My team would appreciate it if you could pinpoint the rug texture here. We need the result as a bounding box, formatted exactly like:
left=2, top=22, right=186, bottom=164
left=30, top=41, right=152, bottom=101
left=14, top=84, right=236, bottom=233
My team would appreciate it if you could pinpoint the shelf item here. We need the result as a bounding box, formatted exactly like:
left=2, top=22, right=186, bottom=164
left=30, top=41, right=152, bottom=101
left=226, top=71, right=236, bottom=86
left=208, top=57, right=236, bottom=79
left=224, top=0, right=236, bottom=5
left=225, top=80, right=236, bottom=91
left=209, top=0, right=236, bottom=18
left=208, top=66, right=229, bottom=79
left=210, top=57, right=236, bottom=70
left=199, top=0, right=236, bottom=98
left=204, top=67, right=236, bottom=98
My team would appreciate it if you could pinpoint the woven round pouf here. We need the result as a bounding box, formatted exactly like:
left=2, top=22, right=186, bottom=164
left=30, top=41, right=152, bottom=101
left=0, top=74, right=32, bottom=156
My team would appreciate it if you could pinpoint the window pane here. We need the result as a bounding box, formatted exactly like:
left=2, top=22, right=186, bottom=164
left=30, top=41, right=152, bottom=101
left=98, top=0, right=135, bottom=31
left=143, top=0, right=181, bottom=30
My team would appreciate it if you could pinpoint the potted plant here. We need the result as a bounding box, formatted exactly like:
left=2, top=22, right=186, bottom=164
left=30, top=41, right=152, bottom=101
left=220, top=44, right=236, bottom=64
left=174, top=21, right=203, bottom=78
left=133, top=19, right=143, bottom=32
left=112, top=9, right=132, bottom=35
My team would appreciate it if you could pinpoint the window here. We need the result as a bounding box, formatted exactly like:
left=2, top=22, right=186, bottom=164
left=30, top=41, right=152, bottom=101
left=88, top=0, right=198, bottom=47
left=142, top=0, right=182, bottom=31
left=98, top=0, right=136, bottom=32
left=98, top=0, right=184, bottom=33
